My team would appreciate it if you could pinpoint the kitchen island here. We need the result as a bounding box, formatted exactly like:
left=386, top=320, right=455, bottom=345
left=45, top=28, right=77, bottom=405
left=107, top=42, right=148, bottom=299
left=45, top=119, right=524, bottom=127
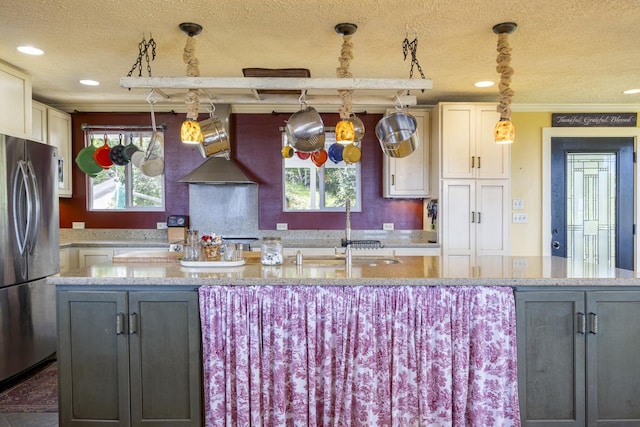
left=50, top=256, right=640, bottom=427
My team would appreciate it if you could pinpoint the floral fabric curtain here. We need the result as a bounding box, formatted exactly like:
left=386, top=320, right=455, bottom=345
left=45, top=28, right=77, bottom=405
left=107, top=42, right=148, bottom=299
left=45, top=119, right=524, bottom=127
left=199, top=285, right=520, bottom=426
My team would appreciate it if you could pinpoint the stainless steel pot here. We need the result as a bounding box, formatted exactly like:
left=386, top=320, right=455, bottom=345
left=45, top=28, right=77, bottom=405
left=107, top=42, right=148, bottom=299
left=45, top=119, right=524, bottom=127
left=286, top=106, right=325, bottom=152
left=375, top=111, right=419, bottom=158
left=198, top=116, right=230, bottom=158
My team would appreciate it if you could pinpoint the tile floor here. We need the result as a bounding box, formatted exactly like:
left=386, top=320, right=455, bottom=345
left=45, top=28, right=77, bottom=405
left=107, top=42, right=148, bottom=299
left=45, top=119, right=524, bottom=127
left=0, top=413, right=58, bottom=427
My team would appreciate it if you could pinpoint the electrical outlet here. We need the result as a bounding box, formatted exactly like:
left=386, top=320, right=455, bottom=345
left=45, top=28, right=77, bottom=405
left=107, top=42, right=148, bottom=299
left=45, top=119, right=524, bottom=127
left=512, top=198, right=524, bottom=210
left=72, top=222, right=85, bottom=229
left=276, top=223, right=288, bottom=231
left=156, top=222, right=168, bottom=229
left=383, top=223, right=394, bottom=231
left=512, top=213, right=528, bottom=224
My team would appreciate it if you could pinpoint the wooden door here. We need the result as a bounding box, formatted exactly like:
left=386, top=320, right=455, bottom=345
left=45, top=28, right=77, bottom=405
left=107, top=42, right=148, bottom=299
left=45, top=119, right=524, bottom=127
left=58, top=291, right=130, bottom=426
left=128, top=291, right=202, bottom=427
left=475, top=105, right=509, bottom=179
left=516, top=291, right=586, bottom=426
left=441, top=104, right=475, bottom=179
left=586, top=291, right=640, bottom=426
left=475, top=180, right=509, bottom=255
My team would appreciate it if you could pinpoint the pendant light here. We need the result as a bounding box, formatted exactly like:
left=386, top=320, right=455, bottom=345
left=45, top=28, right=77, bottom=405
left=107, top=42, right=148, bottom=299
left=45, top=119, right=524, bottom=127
left=493, top=22, right=517, bottom=145
left=179, top=22, right=204, bottom=144
left=334, top=23, right=364, bottom=146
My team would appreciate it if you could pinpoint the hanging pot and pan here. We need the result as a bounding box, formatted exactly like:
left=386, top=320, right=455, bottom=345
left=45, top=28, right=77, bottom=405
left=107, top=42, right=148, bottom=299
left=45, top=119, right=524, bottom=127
left=198, top=115, right=230, bottom=158
left=75, top=134, right=103, bottom=177
left=109, top=134, right=129, bottom=166
left=123, top=134, right=141, bottom=161
left=93, top=135, right=113, bottom=168
left=375, top=111, right=419, bottom=158
left=286, top=106, right=325, bottom=152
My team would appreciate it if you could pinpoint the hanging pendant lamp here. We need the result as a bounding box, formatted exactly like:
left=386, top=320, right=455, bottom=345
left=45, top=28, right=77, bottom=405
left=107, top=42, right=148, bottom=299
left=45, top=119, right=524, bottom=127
left=179, top=22, right=204, bottom=144
left=493, top=22, right=517, bottom=145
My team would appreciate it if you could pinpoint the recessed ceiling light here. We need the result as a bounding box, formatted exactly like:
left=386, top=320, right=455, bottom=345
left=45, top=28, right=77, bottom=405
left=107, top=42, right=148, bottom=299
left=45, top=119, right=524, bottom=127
left=17, top=46, right=44, bottom=56
left=474, top=80, right=495, bottom=88
left=623, top=88, right=640, bottom=95
left=79, top=79, right=100, bottom=86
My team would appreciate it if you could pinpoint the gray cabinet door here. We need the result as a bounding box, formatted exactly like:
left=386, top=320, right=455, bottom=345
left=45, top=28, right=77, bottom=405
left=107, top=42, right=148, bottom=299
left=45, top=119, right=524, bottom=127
left=58, top=290, right=202, bottom=427
left=516, top=291, right=586, bottom=426
left=128, top=291, right=202, bottom=427
left=57, top=291, right=130, bottom=426
left=586, top=291, right=640, bottom=426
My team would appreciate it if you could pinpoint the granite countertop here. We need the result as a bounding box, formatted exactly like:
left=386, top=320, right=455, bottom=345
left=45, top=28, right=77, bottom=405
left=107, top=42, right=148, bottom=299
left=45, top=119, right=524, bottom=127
left=49, top=255, right=639, bottom=287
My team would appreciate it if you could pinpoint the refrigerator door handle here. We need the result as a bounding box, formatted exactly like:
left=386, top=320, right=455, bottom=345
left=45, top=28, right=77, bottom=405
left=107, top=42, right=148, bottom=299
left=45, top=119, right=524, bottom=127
left=12, top=160, right=31, bottom=256
left=25, top=161, right=41, bottom=255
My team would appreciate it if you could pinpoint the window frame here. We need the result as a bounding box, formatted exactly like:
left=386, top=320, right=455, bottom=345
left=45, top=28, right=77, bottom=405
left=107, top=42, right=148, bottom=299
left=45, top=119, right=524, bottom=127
left=86, top=131, right=166, bottom=212
left=282, top=131, right=362, bottom=212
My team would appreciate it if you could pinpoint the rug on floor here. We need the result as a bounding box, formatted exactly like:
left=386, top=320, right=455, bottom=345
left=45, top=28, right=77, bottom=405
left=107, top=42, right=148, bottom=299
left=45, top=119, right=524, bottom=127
left=0, top=362, right=58, bottom=413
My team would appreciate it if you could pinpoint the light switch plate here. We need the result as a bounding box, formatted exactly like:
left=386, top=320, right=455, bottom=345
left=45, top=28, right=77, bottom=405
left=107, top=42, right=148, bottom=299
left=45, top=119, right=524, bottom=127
left=512, top=199, right=524, bottom=210
left=156, top=222, right=168, bottom=229
left=383, top=223, right=394, bottom=231
left=72, top=222, right=85, bottom=229
left=276, top=223, right=288, bottom=231
left=512, top=213, right=528, bottom=224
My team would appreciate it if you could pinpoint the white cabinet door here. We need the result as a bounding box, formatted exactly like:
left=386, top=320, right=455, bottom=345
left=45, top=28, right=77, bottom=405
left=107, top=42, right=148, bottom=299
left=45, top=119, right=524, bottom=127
left=47, top=107, right=72, bottom=197
left=441, top=179, right=509, bottom=260
left=475, top=180, right=510, bottom=255
left=0, top=62, right=32, bottom=138
left=439, top=103, right=509, bottom=179
left=78, top=249, right=114, bottom=267
left=383, top=109, right=431, bottom=198
left=31, top=101, right=47, bottom=142
left=441, top=180, right=475, bottom=256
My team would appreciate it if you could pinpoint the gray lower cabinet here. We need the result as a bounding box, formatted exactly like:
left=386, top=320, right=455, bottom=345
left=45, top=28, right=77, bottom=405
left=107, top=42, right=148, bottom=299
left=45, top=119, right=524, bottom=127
left=516, top=290, right=640, bottom=426
left=57, top=290, right=202, bottom=426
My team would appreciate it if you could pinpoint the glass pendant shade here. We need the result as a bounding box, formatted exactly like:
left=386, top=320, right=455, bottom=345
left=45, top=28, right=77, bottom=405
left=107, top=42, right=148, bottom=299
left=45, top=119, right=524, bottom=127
left=181, top=119, right=204, bottom=144
left=335, top=119, right=355, bottom=144
left=494, top=118, right=515, bottom=145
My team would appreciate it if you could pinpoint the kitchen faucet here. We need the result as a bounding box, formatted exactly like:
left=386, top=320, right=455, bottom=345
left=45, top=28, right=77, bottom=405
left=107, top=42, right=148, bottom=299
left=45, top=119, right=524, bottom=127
left=337, top=199, right=384, bottom=269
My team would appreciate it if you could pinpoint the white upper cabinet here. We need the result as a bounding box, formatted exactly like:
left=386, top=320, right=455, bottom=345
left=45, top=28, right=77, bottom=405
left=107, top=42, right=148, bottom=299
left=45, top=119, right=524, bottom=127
left=436, top=103, right=510, bottom=180
left=47, top=107, right=72, bottom=197
left=0, top=61, right=32, bottom=138
left=31, top=101, right=47, bottom=142
left=382, top=109, right=431, bottom=198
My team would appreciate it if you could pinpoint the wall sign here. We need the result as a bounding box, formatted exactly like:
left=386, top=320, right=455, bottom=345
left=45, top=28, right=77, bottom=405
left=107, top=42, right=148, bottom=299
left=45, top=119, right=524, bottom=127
left=552, top=113, right=637, bottom=127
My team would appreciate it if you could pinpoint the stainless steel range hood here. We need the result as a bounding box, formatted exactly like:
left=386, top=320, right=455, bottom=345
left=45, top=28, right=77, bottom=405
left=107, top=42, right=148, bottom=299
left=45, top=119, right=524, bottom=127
left=178, top=156, right=256, bottom=184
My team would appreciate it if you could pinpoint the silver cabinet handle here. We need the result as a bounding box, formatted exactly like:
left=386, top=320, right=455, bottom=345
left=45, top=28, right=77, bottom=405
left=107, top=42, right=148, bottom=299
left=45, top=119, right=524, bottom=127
left=471, top=156, right=475, bottom=168
left=477, top=156, right=481, bottom=168
left=589, top=312, right=598, bottom=334
left=391, top=174, right=395, bottom=186
left=129, top=313, right=137, bottom=335
left=116, top=313, right=125, bottom=335
left=477, top=212, right=481, bottom=224
left=577, top=312, right=586, bottom=335
left=471, top=211, right=476, bottom=223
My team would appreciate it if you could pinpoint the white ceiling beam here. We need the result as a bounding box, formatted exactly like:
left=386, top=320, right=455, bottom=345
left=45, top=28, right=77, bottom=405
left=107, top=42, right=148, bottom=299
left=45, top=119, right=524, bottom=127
left=120, top=76, right=433, bottom=91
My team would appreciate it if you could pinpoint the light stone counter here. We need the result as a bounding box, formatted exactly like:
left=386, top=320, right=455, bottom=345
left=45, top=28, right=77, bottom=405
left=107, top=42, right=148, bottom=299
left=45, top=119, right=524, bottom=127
left=48, top=256, right=638, bottom=288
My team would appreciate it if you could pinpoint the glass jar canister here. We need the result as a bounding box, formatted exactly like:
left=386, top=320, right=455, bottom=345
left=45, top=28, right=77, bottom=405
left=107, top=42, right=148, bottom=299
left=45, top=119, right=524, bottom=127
left=261, top=237, right=283, bottom=265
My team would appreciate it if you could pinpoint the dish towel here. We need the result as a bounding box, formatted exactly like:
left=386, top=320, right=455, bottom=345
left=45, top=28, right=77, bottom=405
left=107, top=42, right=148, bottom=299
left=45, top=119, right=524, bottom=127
left=199, top=285, right=521, bottom=426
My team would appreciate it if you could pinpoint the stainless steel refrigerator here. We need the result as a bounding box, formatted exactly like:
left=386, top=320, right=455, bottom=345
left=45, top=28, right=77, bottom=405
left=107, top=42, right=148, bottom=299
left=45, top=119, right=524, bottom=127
left=0, top=133, right=59, bottom=383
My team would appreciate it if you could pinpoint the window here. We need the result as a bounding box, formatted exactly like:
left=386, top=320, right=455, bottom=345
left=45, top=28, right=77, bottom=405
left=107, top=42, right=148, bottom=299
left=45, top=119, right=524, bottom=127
left=283, top=131, right=361, bottom=212
left=87, top=132, right=165, bottom=211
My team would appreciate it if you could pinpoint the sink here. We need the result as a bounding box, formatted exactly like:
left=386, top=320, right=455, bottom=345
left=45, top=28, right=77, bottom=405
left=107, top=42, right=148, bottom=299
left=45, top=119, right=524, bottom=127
left=290, top=257, right=401, bottom=266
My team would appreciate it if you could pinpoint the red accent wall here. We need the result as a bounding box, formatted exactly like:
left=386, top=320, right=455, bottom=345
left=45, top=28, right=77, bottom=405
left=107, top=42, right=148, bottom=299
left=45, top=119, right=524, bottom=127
left=60, top=111, right=423, bottom=230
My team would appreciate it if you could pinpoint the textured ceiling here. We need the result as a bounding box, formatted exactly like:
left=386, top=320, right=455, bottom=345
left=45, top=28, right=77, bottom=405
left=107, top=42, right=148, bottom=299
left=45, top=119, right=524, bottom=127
left=1, top=0, right=639, bottom=112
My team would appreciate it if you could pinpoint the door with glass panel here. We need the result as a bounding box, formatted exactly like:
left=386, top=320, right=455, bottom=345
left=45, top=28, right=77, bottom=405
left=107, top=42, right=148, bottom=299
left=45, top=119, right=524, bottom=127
left=551, top=137, right=634, bottom=271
